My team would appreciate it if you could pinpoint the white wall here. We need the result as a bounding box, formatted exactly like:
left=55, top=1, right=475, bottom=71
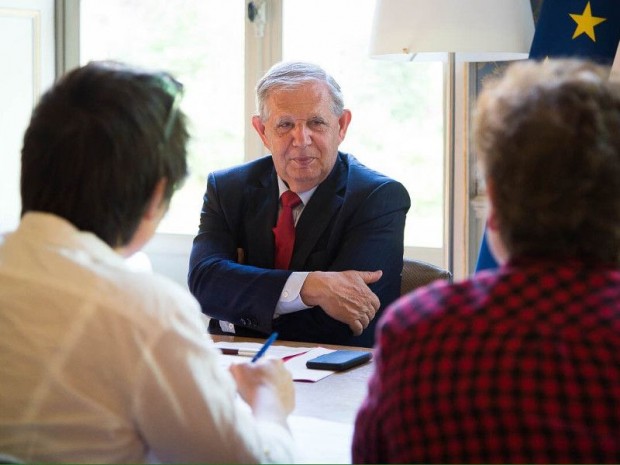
left=0, top=0, right=55, bottom=234
left=142, top=233, right=193, bottom=289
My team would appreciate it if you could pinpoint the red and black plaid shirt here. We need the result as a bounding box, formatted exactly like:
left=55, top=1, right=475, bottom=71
left=353, top=258, right=620, bottom=464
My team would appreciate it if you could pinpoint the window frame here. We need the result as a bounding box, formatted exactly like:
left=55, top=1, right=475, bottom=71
left=58, top=0, right=473, bottom=282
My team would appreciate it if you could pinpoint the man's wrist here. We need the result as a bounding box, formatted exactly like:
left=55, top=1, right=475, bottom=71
left=299, top=271, right=326, bottom=307
left=274, top=271, right=311, bottom=316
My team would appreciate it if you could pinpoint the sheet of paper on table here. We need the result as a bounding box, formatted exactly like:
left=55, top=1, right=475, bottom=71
left=212, top=341, right=337, bottom=382
left=213, top=341, right=311, bottom=360
left=288, top=415, right=353, bottom=464
left=232, top=398, right=353, bottom=464
left=282, top=347, right=336, bottom=382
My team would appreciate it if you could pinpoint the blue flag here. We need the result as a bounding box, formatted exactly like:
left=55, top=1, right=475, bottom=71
left=475, top=0, right=620, bottom=272
left=530, top=0, right=620, bottom=62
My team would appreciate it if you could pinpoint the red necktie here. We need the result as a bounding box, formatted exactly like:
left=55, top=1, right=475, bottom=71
left=273, top=190, right=302, bottom=269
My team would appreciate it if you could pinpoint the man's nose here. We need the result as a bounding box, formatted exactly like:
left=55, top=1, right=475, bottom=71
left=291, top=122, right=311, bottom=147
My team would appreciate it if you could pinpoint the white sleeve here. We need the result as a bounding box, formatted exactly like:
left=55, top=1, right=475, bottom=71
left=274, top=271, right=311, bottom=317
left=131, top=307, right=297, bottom=464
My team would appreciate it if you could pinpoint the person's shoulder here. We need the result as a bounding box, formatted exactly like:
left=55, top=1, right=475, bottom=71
left=211, top=155, right=274, bottom=179
left=109, top=268, right=203, bottom=328
left=341, top=152, right=406, bottom=188
left=206, top=156, right=275, bottom=194
left=339, top=152, right=410, bottom=205
left=381, top=275, right=489, bottom=335
left=384, top=280, right=452, bottom=325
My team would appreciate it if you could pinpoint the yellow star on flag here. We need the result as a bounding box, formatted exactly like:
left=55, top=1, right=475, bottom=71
left=569, top=1, right=607, bottom=42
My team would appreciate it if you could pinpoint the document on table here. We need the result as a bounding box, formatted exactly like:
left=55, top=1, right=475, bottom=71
left=213, top=341, right=337, bottom=382
left=282, top=347, right=336, bottom=382
left=214, top=341, right=312, bottom=360
left=289, top=415, right=354, bottom=464
left=233, top=399, right=353, bottom=464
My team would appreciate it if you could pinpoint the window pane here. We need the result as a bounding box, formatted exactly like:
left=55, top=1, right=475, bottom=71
left=79, top=0, right=245, bottom=234
left=283, top=0, right=444, bottom=250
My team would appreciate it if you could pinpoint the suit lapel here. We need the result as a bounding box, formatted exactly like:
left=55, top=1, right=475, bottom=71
left=245, top=167, right=279, bottom=267
left=291, top=156, right=347, bottom=269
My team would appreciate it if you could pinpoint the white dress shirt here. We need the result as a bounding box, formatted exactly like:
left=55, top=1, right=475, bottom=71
left=220, top=180, right=316, bottom=334
left=0, top=213, right=296, bottom=463
left=273, top=178, right=316, bottom=317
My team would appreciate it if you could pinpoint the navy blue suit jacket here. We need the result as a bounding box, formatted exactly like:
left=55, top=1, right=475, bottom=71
left=188, top=152, right=410, bottom=347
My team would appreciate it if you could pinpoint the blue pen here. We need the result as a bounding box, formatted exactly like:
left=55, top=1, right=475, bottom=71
left=251, top=332, right=279, bottom=363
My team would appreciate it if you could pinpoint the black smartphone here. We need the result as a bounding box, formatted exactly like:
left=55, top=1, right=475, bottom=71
left=306, top=350, right=372, bottom=371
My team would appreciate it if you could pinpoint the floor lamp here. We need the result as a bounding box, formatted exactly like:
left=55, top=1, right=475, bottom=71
left=369, top=0, right=534, bottom=276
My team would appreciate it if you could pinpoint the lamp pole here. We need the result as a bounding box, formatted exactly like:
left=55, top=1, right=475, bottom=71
left=369, top=0, right=534, bottom=277
left=446, top=52, right=456, bottom=276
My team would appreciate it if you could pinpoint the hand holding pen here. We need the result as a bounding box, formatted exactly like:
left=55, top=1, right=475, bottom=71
left=228, top=332, right=295, bottom=417
left=251, top=332, right=278, bottom=362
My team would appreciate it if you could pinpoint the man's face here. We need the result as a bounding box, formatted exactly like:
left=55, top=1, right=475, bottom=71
left=252, top=81, right=351, bottom=193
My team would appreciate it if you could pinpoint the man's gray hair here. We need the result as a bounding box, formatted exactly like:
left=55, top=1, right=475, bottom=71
left=255, top=61, right=345, bottom=119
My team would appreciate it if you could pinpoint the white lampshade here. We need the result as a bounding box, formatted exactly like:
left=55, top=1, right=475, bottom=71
left=369, top=0, right=535, bottom=62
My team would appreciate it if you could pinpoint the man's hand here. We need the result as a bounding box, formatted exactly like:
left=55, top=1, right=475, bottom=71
left=300, top=270, right=382, bottom=336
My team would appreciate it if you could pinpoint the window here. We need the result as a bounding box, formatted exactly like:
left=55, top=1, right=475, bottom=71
left=282, top=0, right=444, bottom=259
left=80, top=0, right=245, bottom=234
left=0, top=0, right=55, bottom=233
left=77, top=0, right=448, bottom=272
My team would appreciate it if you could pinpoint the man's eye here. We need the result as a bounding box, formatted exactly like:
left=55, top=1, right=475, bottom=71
left=277, top=122, right=293, bottom=130
left=308, top=119, right=326, bottom=129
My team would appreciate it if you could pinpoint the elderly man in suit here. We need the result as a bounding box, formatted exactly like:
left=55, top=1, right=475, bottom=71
left=189, top=61, right=410, bottom=347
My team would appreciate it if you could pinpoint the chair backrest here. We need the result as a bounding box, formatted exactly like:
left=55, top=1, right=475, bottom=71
left=401, top=258, right=452, bottom=296
left=0, top=453, right=22, bottom=464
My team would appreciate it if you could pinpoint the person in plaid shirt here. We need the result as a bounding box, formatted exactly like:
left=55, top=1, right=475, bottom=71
left=352, top=58, right=620, bottom=464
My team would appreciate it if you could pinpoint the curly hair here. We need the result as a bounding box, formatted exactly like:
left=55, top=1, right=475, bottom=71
left=474, top=58, right=620, bottom=264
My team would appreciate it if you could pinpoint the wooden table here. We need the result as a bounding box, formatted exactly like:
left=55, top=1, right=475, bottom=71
left=211, top=335, right=373, bottom=463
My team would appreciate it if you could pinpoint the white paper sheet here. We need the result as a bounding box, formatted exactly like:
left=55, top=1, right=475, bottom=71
left=283, top=347, right=336, bottom=382
left=213, top=341, right=312, bottom=360
left=288, top=415, right=354, bottom=464
left=213, top=342, right=336, bottom=382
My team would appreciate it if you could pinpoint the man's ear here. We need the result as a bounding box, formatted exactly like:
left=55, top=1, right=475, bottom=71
left=338, top=109, right=352, bottom=142
left=251, top=115, right=271, bottom=150
left=117, top=178, right=168, bottom=258
left=485, top=178, right=499, bottom=231
left=483, top=177, right=510, bottom=264
left=145, top=178, right=168, bottom=220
